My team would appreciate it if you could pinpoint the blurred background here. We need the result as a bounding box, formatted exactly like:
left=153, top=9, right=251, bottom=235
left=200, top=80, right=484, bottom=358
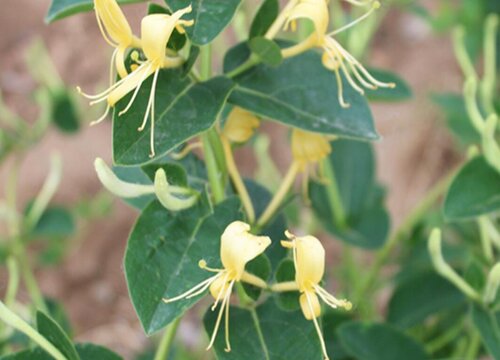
left=0, top=0, right=489, bottom=357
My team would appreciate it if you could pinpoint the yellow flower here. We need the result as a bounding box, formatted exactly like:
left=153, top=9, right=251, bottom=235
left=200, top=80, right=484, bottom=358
left=78, top=6, right=194, bottom=158
left=282, top=0, right=395, bottom=108
left=163, top=221, right=271, bottom=352
left=222, top=107, right=260, bottom=143
left=94, top=0, right=140, bottom=78
left=291, top=128, right=332, bottom=171
left=278, top=230, right=351, bottom=360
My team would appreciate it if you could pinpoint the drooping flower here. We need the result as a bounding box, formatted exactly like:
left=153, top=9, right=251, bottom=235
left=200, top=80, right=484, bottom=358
left=163, top=221, right=271, bottom=352
left=94, top=0, right=141, bottom=78
left=275, top=230, right=352, bottom=360
left=79, top=6, right=194, bottom=157
left=282, top=0, right=395, bottom=108
left=222, top=107, right=260, bottom=144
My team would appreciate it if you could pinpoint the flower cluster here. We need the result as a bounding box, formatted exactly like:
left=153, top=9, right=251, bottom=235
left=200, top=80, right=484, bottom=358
left=164, top=221, right=351, bottom=359
left=79, top=0, right=193, bottom=157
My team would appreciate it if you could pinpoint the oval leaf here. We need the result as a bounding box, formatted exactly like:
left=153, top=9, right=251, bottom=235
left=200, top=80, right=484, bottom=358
left=249, top=37, right=283, bottom=67
left=338, top=322, right=429, bottom=360
left=249, top=0, right=279, bottom=38
left=444, top=156, right=500, bottom=220
left=165, top=0, right=243, bottom=45
left=225, top=43, right=378, bottom=140
left=471, top=304, right=500, bottom=359
left=113, top=73, right=234, bottom=165
left=36, top=311, right=79, bottom=360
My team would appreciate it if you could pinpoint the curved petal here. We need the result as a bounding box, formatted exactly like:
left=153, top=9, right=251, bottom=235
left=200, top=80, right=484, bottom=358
left=286, top=0, right=329, bottom=40
left=107, top=63, right=156, bottom=106
left=94, top=0, right=133, bottom=46
left=293, top=234, right=325, bottom=291
left=141, top=6, right=193, bottom=66
left=220, top=221, right=271, bottom=280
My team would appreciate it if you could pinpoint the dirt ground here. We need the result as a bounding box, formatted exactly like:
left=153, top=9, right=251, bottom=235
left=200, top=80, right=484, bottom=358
left=0, top=0, right=462, bottom=358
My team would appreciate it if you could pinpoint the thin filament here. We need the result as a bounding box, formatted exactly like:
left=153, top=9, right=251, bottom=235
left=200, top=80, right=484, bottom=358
left=224, top=280, right=235, bottom=352
left=119, top=63, right=153, bottom=116
left=328, top=4, right=378, bottom=37
left=207, top=283, right=232, bottom=350
left=90, top=105, right=110, bottom=126
left=148, top=68, right=161, bottom=158
left=162, top=274, right=220, bottom=303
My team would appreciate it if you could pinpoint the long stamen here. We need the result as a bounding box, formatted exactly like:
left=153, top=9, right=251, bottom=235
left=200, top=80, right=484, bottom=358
left=119, top=64, right=153, bottom=116
left=305, top=292, right=329, bottom=360
left=185, top=277, right=219, bottom=300
left=334, top=65, right=349, bottom=108
left=137, top=67, right=157, bottom=130
left=224, top=280, right=235, bottom=352
left=207, top=284, right=232, bottom=350
left=77, top=67, right=134, bottom=101
left=328, top=2, right=380, bottom=37
left=199, top=260, right=224, bottom=273
left=148, top=68, right=161, bottom=158
left=90, top=105, right=110, bottom=126
left=162, top=274, right=220, bottom=303
left=338, top=58, right=365, bottom=95
left=314, top=285, right=352, bottom=310
left=109, top=48, right=118, bottom=87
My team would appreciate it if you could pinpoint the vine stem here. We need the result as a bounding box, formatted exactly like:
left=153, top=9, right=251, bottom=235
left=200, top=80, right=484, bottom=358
left=353, top=168, right=456, bottom=305
left=322, top=158, right=347, bottom=229
left=154, top=318, right=181, bottom=360
left=200, top=45, right=225, bottom=204
left=0, top=300, right=67, bottom=360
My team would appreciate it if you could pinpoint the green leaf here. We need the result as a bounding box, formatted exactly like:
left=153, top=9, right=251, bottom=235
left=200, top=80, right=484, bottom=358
left=45, top=0, right=144, bottom=23
left=225, top=43, right=378, bottom=140
left=0, top=343, right=122, bottom=360
left=249, top=0, right=279, bottom=38
left=51, top=90, right=80, bottom=133
left=165, top=0, right=243, bottom=45
left=249, top=37, right=283, bottom=67
left=273, top=259, right=300, bottom=311
left=141, top=162, right=188, bottom=186
left=203, top=300, right=322, bottom=359
left=432, top=93, right=480, bottom=146
left=310, top=139, right=390, bottom=249
left=113, top=72, right=234, bottom=165
left=471, top=304, right=500, bottom=359
left=387, top=271, right=465, bottom=328
left=365, top=68, right=412, bottom=102
left=444, top=156, right=500, bottom=220
left=36, top=311, right=79, bottom=360
left=322, top=310, right=353, bottom=360
left=338, top=322, right=429, bottom=360
left=125, top=196, right=242, bottom=334
left=32, top=206, right=76, bottom=238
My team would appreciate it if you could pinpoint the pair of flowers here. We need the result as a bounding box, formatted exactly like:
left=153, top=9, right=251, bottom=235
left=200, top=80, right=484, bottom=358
left=164, top=221, right=351, bottom=360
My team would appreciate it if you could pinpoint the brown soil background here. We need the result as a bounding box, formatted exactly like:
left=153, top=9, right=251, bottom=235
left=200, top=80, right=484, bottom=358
left=0, top=0, right=463, bottom=358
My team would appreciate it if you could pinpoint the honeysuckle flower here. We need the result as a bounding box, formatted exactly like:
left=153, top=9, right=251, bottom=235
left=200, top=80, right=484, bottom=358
left=256, top=128, right=333, bottom=227
left=94, top=0, right=141, bottom=79
left=222, top=107, right=260, bottom=144
left=79, top=7, right=194, bottom=157
left=163, top=221, right=271, bottom=352
left=94, top=157, right=198, bottom=210
left=282, top=0, right=395, bottom=108
left=274, top=230, right=352, bottom=360
left=220, top=107, right=261, bottom=222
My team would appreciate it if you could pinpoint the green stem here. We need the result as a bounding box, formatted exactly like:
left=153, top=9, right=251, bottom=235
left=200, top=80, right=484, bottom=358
left=154, top=318, right=181, bottom=360
left=425, top=318, right=464, bottom=353
left=0, top=300, right=67, bottom=360
left=323, top=158, right=347, bottom=229
left=17, top=246, right=48, bottom=313
left=226, top=56, right=260, bottom=78
left=464, top=329, right=481, bottom=360
left=5, top=257, right=20, bottom=307
left=353, top=168, right=455, bottom=305
left=250, top=308, right=270, bottom=360
left=199, top=45, right=226, bottom=204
